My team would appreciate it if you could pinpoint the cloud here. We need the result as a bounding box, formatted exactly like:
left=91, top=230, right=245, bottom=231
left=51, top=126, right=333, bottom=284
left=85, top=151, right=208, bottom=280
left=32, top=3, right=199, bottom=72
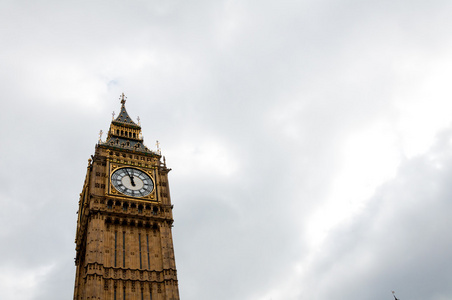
left=2, top=0, right=452, bottom=300
left=288, top=127, right=452, bottom=300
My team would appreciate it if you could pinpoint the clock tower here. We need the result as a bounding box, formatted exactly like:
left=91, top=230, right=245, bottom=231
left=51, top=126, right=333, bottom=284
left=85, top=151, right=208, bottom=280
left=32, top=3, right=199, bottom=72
left=74, top=95, right=180, bottom=300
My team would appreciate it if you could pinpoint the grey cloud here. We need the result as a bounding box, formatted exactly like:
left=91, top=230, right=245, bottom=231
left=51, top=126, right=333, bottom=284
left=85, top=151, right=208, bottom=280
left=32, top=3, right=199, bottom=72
left=2, top=0, right=452, bottom=299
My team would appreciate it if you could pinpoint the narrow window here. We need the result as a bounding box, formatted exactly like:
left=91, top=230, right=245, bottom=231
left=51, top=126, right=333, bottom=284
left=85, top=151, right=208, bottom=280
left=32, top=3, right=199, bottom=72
left=114, top=287, right=116, bottom=300
left=123, top=286, right=126, bottom=300
left=114, top=231, right=117, bottom=267
left=146, top=234, right=150, bottom=269
left=123, top=231, right=126, bottom=268
left=149, top=284, right=152, bottom=300
left=154, top=169, right=159, bottom=202
left=133, top=133, right=136, bottom=138
left=141, top=289, right=144, bottom=300
left=139, top=233, right=143, bottom=269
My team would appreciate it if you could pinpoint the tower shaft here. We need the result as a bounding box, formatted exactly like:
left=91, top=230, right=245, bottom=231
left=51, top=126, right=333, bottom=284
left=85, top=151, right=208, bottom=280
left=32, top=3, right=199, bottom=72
left=74, top=97, right=180, bottom=300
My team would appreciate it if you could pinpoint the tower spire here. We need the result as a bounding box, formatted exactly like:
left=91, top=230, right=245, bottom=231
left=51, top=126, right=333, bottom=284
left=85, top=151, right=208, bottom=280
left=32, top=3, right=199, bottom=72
left=113, top=93, right=136, bottom=125
left=101, top=94, right=155, bottom=154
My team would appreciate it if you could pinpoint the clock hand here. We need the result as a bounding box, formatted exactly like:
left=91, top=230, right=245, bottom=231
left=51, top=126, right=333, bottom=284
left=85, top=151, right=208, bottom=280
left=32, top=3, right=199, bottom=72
left=124, top=169, right=136, bottom=187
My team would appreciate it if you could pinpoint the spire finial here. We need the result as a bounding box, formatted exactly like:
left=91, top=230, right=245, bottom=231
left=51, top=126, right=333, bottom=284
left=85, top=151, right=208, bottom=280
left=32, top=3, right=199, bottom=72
left=120, top=93, right=126, bottom=106
left=392, top=291, right=399, bottom=300
left=137, top=116, right=140, bottom=125
left=156, top=140, right=161, bottom=155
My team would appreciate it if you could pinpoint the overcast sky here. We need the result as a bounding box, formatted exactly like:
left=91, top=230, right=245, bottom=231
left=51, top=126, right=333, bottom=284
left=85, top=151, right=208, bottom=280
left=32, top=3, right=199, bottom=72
left=1, top=1, right=452, bottom=299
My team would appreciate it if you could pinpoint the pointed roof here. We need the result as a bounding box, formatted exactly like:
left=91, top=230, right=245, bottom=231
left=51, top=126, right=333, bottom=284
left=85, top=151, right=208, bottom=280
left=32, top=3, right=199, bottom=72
left=113, top=93, right=139, bottom=126
left=99, top=93, right=157, bottom=155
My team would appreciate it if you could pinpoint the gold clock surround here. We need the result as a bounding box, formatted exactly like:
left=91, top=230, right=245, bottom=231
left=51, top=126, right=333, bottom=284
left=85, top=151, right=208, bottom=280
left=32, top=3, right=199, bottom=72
left=108, top=163, right=158, bottom=201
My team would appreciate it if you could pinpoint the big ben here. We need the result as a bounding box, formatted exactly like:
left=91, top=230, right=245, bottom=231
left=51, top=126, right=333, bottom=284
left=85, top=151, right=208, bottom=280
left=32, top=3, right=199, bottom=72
left=74, top=94, right=180, bottom=300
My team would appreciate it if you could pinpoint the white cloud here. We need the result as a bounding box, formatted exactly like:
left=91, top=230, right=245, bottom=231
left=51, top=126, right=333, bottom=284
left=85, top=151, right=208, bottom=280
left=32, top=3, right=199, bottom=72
left=2, top=1, right=452, bottom=300
left=0, top=264, right=55, bottom=300
left=169, top=137, right=239, bottom=177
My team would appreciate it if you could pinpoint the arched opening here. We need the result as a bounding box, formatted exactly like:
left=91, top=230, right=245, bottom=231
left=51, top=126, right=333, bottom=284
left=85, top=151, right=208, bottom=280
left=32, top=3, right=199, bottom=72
left=152, top=206, right=159, bottom=215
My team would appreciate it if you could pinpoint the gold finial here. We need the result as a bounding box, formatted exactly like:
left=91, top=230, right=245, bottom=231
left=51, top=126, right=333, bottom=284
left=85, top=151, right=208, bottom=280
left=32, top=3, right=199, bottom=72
left=156, top=140, right=161, bottom=154
left=98, top=130, right=103, bottom=143
left=137, top=116, right=140, bottom=125
left=112, top=111, right=115, bottom=120
left=120, top=93, right=126, bottom=106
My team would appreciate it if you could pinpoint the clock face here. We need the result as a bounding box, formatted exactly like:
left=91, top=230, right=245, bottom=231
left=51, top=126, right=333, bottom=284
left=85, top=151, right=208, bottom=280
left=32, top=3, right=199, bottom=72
left=111, top=167, right=154, bottom=197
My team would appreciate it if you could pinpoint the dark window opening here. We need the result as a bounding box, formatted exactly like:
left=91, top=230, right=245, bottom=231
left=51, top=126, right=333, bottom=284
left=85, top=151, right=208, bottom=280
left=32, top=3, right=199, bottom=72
left=114, top=231, right=117, bottom=267
left=123, top=232, right=126, bottom=268
left=139, top=233, right=142, bottom=269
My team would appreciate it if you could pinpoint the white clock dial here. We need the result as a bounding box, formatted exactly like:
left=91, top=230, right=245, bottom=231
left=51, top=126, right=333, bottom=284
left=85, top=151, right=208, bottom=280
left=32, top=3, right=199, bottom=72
left=111, top=167, right=154, bottom=197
